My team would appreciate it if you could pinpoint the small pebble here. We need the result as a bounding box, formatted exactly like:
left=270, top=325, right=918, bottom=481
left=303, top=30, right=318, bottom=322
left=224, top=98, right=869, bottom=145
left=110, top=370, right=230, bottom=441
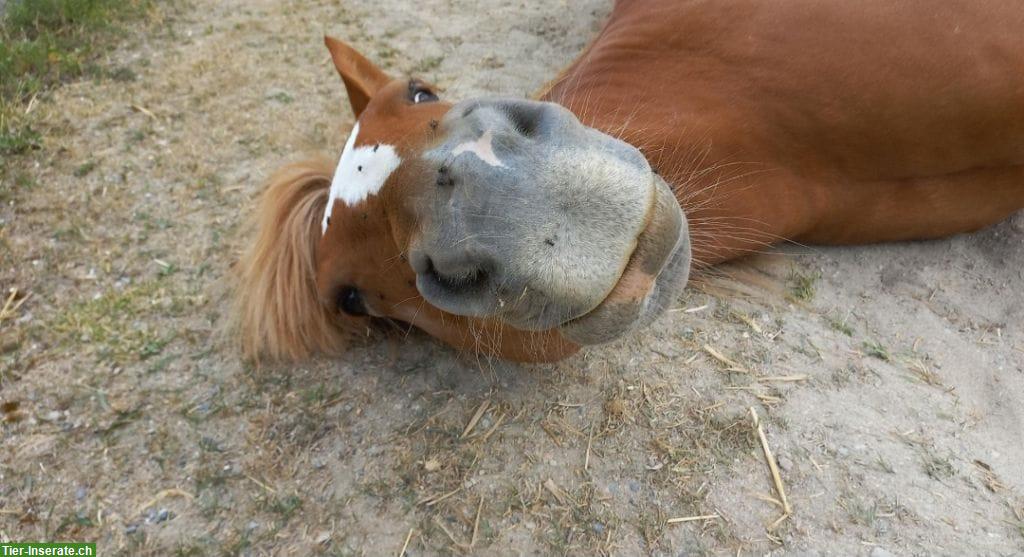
left=875, top=518, right=892, bottom=535
left=777, top=455, right=793, bottom=472
left=869, top=547, right=895, bottom=557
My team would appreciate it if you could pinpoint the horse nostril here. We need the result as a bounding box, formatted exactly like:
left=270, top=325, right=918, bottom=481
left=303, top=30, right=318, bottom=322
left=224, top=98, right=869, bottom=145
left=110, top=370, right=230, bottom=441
left=436, top=166, right=454, bottom=187
left=412, top=249, right=503, bottom=317
left=425, top=256, right=489, bottom=293
left=504, top=105, right=540, bottom=138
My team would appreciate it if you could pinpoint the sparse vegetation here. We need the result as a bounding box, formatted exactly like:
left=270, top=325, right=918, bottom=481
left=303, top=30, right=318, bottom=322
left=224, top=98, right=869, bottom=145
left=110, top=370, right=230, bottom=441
left=1010, top=503, right=1024, bottom=541
left=828, top=316, right=854, bottom=336
left=50, top=278, right=180, bottom=363
left=414, top=54, right=444, bottom=74
left=922, top=451, right=956, bottom=480
left=0, top=0, right=152, bottom=158
left=863, top=340, right=891, bottom=361
left=844, top=497, right=878, bottom=528
left=787, top=267, right=821, bottom=302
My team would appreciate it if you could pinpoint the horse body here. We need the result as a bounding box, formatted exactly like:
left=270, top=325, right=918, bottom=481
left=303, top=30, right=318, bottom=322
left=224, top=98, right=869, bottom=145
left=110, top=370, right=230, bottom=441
left=545, top=0, right=1024, bottom=264
left=232, top=1, right=1024, bottom=363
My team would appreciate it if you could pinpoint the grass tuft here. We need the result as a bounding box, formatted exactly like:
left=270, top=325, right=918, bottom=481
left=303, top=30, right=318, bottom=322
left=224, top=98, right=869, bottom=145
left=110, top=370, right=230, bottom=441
left=0, top=0, right=153, bottom=157
left=862, top=340, right=891, bottom=362
left=787, top=267, right=821, bottom=302
left=828, top=316, right=854, bottom=336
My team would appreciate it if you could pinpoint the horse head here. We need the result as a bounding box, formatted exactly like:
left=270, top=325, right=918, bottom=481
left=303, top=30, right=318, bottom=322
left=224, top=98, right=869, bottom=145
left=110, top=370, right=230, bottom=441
left=232, top=36, right=691, bottom=362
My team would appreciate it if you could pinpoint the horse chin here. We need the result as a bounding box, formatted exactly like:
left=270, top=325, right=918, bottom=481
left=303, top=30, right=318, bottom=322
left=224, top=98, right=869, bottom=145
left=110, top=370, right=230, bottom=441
left=557, top=175, right=691, bottom=345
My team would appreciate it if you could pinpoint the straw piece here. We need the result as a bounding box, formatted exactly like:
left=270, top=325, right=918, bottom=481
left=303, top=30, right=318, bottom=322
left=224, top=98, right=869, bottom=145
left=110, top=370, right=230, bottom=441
left=703, top=344, right=749, bottom=373
left=734, top=312, right=763, bottom=334
left=750, top=407, right=792, bottom=519
left=584, top=425, right=594, bottom=471
left=470, top=497, right=483, bottom=549
left=544, top=478, right=568, bottom=506
left=0, top=289, right=29, bottom=327
left=432, top=516, right=468, bottom=550
left=417, top=487, right=461, bottom=507
left=131, top=104, right=158, bottom=120
left=666, top=514, right=720, bottom=524
left=397, top=528, right=415, bottom=557
left=136, top=488, right=194, bottom=514
left=461, top=400, right=490, bottom=439
left=757, top=375, right=808, bottom=383
left=245, top=473, right=277, bottom=494
left=479, top=412, right=506, bottom=442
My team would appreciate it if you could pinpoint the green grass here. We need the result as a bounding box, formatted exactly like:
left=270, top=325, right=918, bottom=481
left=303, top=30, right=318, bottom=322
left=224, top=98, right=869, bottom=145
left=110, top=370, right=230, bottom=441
left=862, top=340, right=891, bottom=362
left=51, top=278, right=178, bottom=363
left=828, top=316, right=854, bottom=336
left=787, top=268, right=820, bottom=302
left=0, top=0, right=152, bottom=157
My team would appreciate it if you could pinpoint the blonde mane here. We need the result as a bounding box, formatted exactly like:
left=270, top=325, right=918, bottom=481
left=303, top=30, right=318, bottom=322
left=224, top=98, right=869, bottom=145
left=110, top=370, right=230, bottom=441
left=227, top=155, right=351, bottom=362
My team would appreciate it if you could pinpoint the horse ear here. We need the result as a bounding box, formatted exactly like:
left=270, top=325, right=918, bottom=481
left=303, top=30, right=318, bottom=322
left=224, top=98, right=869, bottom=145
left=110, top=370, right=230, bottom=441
left=324, top=35, right=391, bottom=118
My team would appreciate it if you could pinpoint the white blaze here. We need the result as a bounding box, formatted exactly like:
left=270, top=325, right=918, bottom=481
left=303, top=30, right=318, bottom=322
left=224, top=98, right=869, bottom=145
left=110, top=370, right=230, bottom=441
left=322, top=121, right=402, bottom=235
left=452, top=129, right=506, bottom=168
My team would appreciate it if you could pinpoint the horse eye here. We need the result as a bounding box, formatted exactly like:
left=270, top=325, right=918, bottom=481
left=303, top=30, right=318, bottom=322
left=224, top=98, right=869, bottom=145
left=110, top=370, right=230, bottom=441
left=337, top=286, right=368, bottom=317
left=412, top=89, right=439, bottom=104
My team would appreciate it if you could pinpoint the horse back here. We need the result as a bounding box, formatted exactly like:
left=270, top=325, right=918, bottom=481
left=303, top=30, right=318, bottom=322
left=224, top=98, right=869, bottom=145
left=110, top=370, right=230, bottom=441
left=543, top=0, right=1024, bottom=253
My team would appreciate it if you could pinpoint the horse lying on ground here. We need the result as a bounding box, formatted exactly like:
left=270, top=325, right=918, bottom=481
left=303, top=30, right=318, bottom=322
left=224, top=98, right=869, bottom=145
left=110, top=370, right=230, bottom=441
left=231, top=0, right=1024, bottom=363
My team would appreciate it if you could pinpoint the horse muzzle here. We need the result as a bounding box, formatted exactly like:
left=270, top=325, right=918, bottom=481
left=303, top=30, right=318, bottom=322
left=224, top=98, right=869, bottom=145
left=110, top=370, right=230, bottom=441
left=406, top=97, right=692, bottom=344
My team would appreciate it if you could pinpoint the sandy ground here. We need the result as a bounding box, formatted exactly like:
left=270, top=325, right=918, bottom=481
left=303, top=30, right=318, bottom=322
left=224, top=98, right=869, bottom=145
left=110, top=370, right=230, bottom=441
left=2, top=0, right=1022, bottom=555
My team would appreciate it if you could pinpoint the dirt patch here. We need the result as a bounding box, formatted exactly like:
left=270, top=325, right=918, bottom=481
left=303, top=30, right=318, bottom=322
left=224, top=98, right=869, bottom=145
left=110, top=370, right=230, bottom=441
left=1, top=0, right=1022, bottom=555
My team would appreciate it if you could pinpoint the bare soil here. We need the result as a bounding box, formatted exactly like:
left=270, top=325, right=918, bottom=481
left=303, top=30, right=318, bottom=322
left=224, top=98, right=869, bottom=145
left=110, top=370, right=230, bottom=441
left=2, top=0, right=1022, bottom=555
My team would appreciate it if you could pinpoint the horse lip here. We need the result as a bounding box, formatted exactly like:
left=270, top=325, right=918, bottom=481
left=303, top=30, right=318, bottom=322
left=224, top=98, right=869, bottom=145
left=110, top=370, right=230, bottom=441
left=557, top=174, right=689, bottom=344
left=558, top=232, right=686, bottom=344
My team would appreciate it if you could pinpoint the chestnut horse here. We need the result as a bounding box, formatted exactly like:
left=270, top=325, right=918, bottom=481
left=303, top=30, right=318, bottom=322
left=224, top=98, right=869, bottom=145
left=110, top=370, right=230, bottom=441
left=231, top=0, right=1024, bottom=363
